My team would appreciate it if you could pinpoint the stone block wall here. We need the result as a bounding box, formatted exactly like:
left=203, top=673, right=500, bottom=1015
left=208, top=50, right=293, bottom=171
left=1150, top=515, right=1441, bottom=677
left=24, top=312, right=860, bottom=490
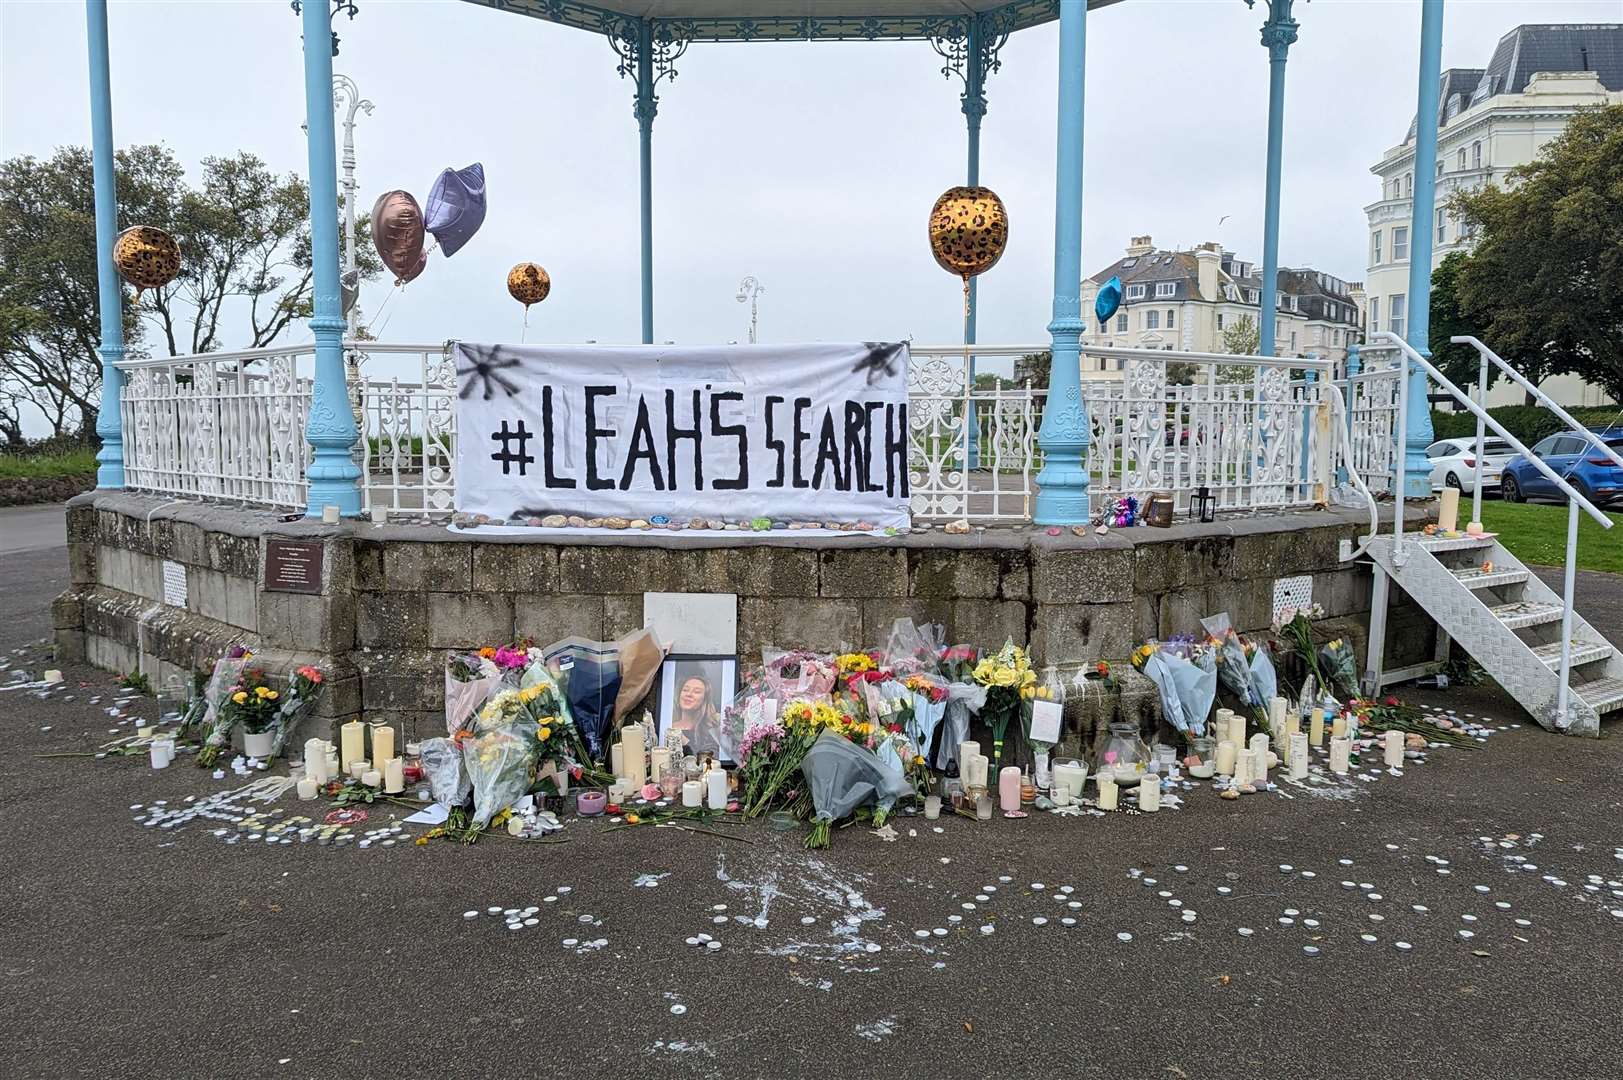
left=56, top=493, right=1436, bottom=761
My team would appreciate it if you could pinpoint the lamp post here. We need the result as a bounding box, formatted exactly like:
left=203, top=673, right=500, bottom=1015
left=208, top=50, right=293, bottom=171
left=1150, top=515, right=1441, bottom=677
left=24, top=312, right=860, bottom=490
left=332, top=73, right=372, bottom=339
left=736, top=276, right=764, bottom=344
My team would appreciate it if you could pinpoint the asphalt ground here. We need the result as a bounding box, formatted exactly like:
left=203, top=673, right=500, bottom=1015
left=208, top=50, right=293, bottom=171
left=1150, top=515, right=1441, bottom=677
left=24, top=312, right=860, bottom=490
left=2, top=529, right=1622, bottom=1080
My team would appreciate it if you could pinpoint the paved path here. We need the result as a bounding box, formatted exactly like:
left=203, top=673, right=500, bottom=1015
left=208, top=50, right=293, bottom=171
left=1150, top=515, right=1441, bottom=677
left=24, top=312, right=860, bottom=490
left=0, top=503, right=69, bottom=555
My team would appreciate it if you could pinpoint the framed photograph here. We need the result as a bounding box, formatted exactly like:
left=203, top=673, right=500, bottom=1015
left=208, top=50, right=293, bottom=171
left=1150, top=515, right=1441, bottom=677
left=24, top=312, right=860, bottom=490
left=657, top=654, right=738, bottom=763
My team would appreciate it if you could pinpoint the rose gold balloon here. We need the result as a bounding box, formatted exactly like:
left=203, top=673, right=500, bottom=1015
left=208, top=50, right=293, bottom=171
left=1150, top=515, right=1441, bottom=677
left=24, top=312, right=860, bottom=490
left=370, top=190, right=427, bottom=284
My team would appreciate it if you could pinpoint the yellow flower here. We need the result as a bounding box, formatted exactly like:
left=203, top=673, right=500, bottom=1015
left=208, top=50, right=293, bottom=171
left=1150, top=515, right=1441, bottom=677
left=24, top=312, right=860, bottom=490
left=231, top=691, right=248, bottom=704
left=537, top=726, right=553, bottom=742
left=519, top=685, right=543, bottom=703
left=254, top=686, right=272, bottom=699
left=265, top=690, right=279, bottom=701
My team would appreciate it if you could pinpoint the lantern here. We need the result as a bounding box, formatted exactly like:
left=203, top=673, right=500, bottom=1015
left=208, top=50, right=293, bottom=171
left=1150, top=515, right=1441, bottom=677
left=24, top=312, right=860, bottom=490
left=1194, top=485, right=1217, bottom=524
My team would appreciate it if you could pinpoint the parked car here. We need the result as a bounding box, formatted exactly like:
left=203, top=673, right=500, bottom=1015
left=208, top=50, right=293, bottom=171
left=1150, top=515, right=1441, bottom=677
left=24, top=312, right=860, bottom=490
left=1500, top=427, right=1623, bottom=507
left=1425, top=437, right=1516, bottom=493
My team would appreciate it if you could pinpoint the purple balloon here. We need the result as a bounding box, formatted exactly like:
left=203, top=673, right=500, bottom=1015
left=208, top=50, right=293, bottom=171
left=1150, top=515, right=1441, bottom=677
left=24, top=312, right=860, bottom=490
left=424, top=162, right=487, bottom=258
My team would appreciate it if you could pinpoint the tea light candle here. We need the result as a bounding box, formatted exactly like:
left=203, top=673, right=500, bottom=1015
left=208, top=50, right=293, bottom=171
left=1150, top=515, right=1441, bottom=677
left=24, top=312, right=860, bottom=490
left=1248, top=733, right=1270, bottom=786
left=325, top=749, right=340, bottom=777
left=706, top=767, right=728, bottom=810
left=681, top=780, right=703, bottom=808
left=1438, top=486, right=1460, bottom=533
left=965, top=754, right=989, bottom=790
left=340, top=720, right=365, bottom=771
left=1138, top=773, right=1161, bottom=812
left=383, top=756, right=405, bottom=794
left=1309, top=707, right=1325, bottom=747
left=611, top=742, right=625, bottom=779
left=297, top=777, right=319, bottom=800
left=1096, top=775, right=1119, bottom=811
left=1383, top=729, right=1404, bottom=768
left=1289, top=733, right=1309, bottom=780
left=370, top=723, right=395, bottom=771
left=149, top=742, right=170, bottom=769
left=998, top=766, right=1022, bottom=814
left=1214, top=740, right=1238, bottom=776
left=322, top=504, right=340, bottom=524
left=577, top=791, right=607, bottom=816
left=361, top=769, right=382, bottom=788
left=348, top=759, right=369, bottom=780
left=923, top=795, right=942, bottom=820
left=1329, top=736, right=1351, bottom=775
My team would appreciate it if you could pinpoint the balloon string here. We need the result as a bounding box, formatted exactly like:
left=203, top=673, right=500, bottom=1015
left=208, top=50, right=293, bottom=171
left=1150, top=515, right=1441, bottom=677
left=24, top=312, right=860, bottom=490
left=371, top=283, right=404, bottom=339
left=962, top=275, right=973, bottom=468
left=520, top=305, right=530, bottom=344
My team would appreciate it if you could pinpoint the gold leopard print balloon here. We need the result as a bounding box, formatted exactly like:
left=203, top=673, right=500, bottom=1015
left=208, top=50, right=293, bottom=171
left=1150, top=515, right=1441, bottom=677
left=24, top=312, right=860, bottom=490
left=929, top=186, right=1008, bottom=280
left=113, top=225, right=181, bottom=299
left=507, top=262, right=551, bottom=309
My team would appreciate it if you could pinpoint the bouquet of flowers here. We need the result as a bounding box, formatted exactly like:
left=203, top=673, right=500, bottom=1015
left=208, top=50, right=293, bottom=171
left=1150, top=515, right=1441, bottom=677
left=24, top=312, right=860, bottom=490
left=1131, top=637, right=1218, bottom=736
left=446, top=648, right=505, bottom=736
left=1318, top=637, right=1360, bottom=701
left=460, top=685, right=546, bottom=827
left=197, top=667, right=282, bottom=767
left=835, top=651, right=882, bottom=696
left=741, top=699, right=860, bottom=816
left=881, top=617, right=945, bottom=679
left=265, top=665, right=325, bottom=759
left=939, top=644, right=980, bottom=683
left=972, top=640, right=1037, bottom=767
left=902, top=672, right=948, bottom=765
left=761, top=649, right=837, bottom=702
left=1200, top=612, right=1277, bottom=730
left=1272, top=603, right=1327, bottom=696
left=799, top=728, right=911, bottom=849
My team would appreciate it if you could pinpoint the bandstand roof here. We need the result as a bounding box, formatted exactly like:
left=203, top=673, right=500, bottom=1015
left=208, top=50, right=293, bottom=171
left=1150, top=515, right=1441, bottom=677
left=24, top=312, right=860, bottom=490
left=464, top=0, right=1126, bottom=43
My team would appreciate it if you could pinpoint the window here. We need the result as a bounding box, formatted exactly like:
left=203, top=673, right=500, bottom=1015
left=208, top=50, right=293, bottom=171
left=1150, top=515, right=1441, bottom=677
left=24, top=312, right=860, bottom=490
left=1472, top=141, right=1482, bottom=169
left=1392, top=227, right=1409, bottom=261
left=1425, top=441, right=1456, bottom=459
left=1369, top=296, right=1379, bottom=330
left=1371, top=229, right=1382, bottom=264
left=1217, top=313, right=1225, bottom=330
left=1457, top=147, right=1467, bottom=170
left=1166, top=309, right=1176, bottom=328
left=1405, top=173, right=1412, bottom=197
left=1290, top=332, right=1298, bottom=351
left=1530, top=436, right=1562, bottom=457
left=1145, top=310, right=1161, bottom=330
left=1552, top=436, right=1587, bottom=456
left=1155, top=282, right=1176, bottom=298
left=1121, top=258, right=1138, bottom=268
left=1389, top=294, right=1406, bottom=338
left=1125, top=284, right=1145, bottom=299
left=1224, top=285, right=1238, bottom=301
left=1312, top=327, right=1323, bottom=345
left=1435, top=161, right=1443, bottom=179
left=1115, top=313, right=1127, bottom=332
left=1247, top=289, right=1259, bottom=304
left=1437, top=208, right=1447, bottom=243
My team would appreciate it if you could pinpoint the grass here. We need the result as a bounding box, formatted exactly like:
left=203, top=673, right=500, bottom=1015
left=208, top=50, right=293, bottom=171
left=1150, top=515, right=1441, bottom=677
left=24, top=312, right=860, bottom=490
left=1476, top=499, right=1623, bottom=574
left=0, top=448, right=98, bottom=479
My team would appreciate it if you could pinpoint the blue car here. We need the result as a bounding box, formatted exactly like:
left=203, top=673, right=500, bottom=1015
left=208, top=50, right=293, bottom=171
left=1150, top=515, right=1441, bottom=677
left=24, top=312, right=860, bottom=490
left=1499, top=426, right=1623, bottom=507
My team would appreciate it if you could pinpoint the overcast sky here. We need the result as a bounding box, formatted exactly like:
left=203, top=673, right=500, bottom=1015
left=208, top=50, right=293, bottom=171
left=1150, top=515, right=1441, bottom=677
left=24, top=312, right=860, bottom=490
left=4, top=0, right=1617, bottom=360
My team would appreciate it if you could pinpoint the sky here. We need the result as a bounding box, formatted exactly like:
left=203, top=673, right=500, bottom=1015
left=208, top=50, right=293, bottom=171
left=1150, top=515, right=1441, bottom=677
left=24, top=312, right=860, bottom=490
left=3, top=0, right=1619, bottom=375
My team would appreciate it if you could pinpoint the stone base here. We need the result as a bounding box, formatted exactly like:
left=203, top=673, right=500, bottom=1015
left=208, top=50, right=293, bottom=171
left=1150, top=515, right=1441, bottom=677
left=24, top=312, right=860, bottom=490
left=55, top=492, right=1437, bottom=758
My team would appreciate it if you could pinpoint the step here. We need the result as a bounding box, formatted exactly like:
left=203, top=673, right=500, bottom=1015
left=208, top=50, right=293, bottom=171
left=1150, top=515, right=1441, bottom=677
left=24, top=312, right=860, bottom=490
left=1531, top=640, right=1615, bottom=668
left=1452, top=566, right=1530, bottom=590
left=1575, top=678, right=1623, bottom=714
left=1488, top=600, right=1564, bottom=630
left=1412, top=533, right=1496, bottom=553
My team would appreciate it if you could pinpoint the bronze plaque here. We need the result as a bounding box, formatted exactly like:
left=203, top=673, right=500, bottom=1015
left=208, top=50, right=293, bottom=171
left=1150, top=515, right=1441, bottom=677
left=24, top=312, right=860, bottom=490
left=264, top=539, right=324, bottom=594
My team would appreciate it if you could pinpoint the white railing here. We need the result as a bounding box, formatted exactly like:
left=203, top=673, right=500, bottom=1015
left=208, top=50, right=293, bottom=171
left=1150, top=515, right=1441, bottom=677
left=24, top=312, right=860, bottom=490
left=1344, top=345, right=1402, bottom=496
left=115, top=339, right=1398, bottom=526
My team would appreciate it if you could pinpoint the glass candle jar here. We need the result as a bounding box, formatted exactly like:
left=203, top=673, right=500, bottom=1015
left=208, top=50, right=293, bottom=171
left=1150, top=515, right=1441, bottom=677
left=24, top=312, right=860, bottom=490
left=1099, top=722, right=1149, bottom=787
left=1187, top=735, right=1217, bottom=778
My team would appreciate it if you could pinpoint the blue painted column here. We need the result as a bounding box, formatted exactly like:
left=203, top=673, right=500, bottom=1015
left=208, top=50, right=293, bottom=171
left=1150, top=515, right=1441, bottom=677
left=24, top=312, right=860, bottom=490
left=963, top=18, right=986, bottom=469
left=1339, top=344, right=1361, bottom=485
left=300, top=0, right=362, bottom=517
left=635, top=19, right=656, bottom=345
left=86, top=0, right=124, bottom=488
left=1402, top=0, right=1444, bottom=497
left=1034, top=0, right=1089, bottom=525
left=1256, top=0, right=1298, bottom=358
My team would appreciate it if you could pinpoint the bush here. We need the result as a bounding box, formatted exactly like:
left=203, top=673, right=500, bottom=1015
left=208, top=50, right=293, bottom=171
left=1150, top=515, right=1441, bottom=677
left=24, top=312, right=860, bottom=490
left=1430, top=405, right=1621, bottom=445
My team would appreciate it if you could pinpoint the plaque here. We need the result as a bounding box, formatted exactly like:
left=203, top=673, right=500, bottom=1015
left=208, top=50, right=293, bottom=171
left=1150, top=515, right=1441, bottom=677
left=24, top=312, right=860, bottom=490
left=264, top=538, right=324, bottom=594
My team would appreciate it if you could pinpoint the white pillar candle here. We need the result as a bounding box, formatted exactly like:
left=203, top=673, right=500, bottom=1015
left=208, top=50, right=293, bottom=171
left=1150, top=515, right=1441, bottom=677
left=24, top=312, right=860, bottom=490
left=1096, top=775, right=1119, bottom=811
left=1248, top=732, right=1270, bottom=786
left=1052, top=761, right=1087, bottom=799
left=1331, top=713, right=1347, bottom=739
left=1289, top=733, right=1309, bottom=780
left=681, top=780, right=703, bottom=808
left=1309, top=707, right=1325, bottom=747
left=959, top=740, right=980, bottom=773
left=297, top=777, right=319, bottom=800
left=384, top=756, right=405, bottom=794
left=610, top=742, right=625, bottom=779
left=1215, top=708, right=1234, bottom=730
left=1438, top=486, right=1460, bottom=532
left=370, top=723, right=395, bottom=772
left=622, top=725, right=647, bottom=791
left=304, top=738, right=329, bottom=784
left=361, top=769, right=382, bottom=788
left=1383, top=729, right=1404, bottom=768
left=1329, top=736, right=1351, bottom=775
left=705, top=767, right=728, bottom=810
left=43, top=669, right=64, bottom=684
left=1214, top=740, right=1238, bottom=776
left=1268, top=696, right=1287, bottom=731
left=1138, top=773, right=1161, bottom=812
left=339, top=720, right=366, bottom=771
left=650, top=747, right=672, bottom=788
left=1235, top=749, right=1255, bottom=789
left=149, top=743, right=170, bottom=769
left=998, top=766, right=1022, bottom=814
left=321, top=504, right=341, bottom=524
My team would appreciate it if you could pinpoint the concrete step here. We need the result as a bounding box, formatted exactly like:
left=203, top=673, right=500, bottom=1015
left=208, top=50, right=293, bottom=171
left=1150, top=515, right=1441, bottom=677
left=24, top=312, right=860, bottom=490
left=1531, top=640, right=1615, bottom=669
left=1488, top=600, right=1564, bottom=630
left=1452, top=566, right=1530, bottom=590
left=1576, top=678, right=1623, bottom=714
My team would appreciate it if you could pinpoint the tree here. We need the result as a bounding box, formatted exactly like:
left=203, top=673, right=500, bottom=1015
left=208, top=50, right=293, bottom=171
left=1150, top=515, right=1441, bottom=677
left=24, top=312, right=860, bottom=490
left=1218, top=314, right=1260, bottom=384
left=1427, top=250, right=1496, bottom=397
left=1449, top=103, right=1623, bottom=404
left=1014, top=351, right=1051, bottom=390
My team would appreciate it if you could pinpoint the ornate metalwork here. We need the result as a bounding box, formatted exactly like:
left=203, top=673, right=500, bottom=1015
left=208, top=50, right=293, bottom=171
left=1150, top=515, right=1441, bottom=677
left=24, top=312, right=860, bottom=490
left=607, top=17, right=690, bottom=124
left=1247, top=0, right=1300, bottom=63
left=290, top=0, right=359, bottom=55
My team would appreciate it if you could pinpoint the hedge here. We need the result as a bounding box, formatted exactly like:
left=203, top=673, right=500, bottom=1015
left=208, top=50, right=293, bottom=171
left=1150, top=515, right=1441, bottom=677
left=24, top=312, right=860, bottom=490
left=1429, top=405, right=1622, bottom=444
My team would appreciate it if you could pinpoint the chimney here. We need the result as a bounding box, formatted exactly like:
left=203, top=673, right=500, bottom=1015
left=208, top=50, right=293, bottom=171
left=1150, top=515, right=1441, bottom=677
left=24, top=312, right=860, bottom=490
left=1195, top=242, right=1220, bottom=301
left=1126, top=235, right=1154, bottom=257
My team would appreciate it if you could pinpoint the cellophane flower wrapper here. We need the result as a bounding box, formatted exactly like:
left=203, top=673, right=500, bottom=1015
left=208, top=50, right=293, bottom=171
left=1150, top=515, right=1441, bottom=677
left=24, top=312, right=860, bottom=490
left=421, top=736, right=472, bottom=807
left=541, top=637, right=623, bottom=762
left=267, top=668, right=325, bottom=759
left=761, top=649, right=837, bottom=702
left=445, top=651, right=503, bottom=737
left=463, top=688, right=543, bottom=827
left=1200, top=612, right=1270, bottom=714
left=881, top=618, right=945, bottom=680
left=801, top=729, right=912, bottom=824
left=1142, top=646, right=1217, bottom=736
left=1319, top=638, right=1359, bottom=701
left=932, top=681, right=989, bottom=771
left=197, top=656, right=255, bottom=757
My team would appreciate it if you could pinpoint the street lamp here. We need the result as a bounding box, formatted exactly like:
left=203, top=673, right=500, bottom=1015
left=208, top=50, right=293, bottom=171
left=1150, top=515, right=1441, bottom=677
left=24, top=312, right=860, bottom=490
left=332, top=73, right=373, bottom=339
left=736, top=275, right=764, bottom=344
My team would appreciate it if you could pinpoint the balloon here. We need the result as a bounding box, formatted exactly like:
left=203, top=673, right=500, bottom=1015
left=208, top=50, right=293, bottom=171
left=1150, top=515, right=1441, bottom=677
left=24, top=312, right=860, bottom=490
left=424, top=163, right=487, bottom=258
left=370, top=190, right=427, bottom=284
left=507, top=262, right=550, bottom=309
left=928, top=185, right=1008, bottom=280
left=1095, top=275, right=1123, bottom=328
left=112, top=225, right=180, bottom=299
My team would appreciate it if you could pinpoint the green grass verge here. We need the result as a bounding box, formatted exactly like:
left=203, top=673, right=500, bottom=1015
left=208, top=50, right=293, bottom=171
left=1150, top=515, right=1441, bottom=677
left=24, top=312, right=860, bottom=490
left=1476, top=499, right=1623, bottom=574
left=0, top=449, right=98, bottom=479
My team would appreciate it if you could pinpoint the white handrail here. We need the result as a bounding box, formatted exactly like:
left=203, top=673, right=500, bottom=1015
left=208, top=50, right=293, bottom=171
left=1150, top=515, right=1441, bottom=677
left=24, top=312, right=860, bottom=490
left=1450, top=335, right=1623, bottom=473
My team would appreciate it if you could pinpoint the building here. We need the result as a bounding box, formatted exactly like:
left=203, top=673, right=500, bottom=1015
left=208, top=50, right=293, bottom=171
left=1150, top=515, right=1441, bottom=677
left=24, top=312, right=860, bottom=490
left=1079, top=236, right=1364, bottom=373
left=1364, top=22, right=1623, bottom=407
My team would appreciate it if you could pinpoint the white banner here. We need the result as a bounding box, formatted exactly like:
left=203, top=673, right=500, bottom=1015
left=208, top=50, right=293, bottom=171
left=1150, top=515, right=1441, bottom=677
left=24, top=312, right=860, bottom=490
left=453, top=342, right=911, bottom=528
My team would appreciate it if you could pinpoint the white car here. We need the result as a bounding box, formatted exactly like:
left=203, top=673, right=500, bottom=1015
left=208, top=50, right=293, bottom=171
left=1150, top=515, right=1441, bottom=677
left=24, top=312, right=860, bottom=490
left=1426, top=437, right=1516, bottom=493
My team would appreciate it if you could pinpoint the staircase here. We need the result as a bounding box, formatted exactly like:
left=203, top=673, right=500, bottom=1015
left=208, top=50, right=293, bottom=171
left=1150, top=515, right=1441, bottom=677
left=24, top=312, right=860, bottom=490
left=1366, top=530, right=1623, bottom=735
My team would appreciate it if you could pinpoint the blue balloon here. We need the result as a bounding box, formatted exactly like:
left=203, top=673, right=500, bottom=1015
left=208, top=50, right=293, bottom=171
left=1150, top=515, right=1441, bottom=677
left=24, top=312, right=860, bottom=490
left=1095, top=275, right=1122, bottom=328
left=424, top=163, right=487, bottom=258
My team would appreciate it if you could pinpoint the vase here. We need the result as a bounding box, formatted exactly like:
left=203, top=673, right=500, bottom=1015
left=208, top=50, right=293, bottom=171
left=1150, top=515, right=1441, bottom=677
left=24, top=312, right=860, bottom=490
left=242, top=730, right=274, bottom=759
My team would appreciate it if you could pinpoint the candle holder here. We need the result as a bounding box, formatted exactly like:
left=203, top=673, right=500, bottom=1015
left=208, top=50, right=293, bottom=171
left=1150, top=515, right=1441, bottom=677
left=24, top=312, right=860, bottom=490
left=975, top=794, right=994, bottom=821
